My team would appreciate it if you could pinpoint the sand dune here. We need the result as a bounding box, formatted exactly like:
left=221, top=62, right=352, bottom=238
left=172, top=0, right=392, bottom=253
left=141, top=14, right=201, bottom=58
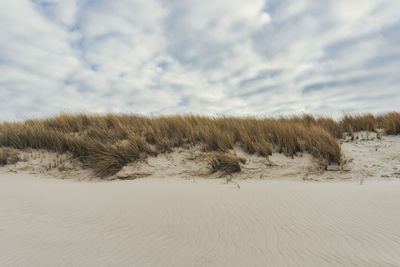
left=3, top=131, right=399, bottom=183
left=1, top=173, right=400, bottom=266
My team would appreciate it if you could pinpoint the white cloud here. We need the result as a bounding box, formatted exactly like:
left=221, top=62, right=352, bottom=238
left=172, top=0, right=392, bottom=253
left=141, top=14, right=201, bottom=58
left=0, top=0, right=399, bottom=120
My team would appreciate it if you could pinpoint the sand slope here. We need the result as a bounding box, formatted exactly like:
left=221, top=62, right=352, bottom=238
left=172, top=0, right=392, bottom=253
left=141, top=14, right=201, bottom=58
left=2, top=133, right=400, bottom=183
left=1, top=173, right=400, bottom=266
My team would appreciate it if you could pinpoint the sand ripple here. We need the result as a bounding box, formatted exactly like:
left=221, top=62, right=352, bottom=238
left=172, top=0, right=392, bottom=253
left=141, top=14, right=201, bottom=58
left=1, top=174, right=400, bottom=266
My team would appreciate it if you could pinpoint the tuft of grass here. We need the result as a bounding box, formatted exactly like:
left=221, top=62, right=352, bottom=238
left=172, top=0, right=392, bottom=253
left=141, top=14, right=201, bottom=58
left=340, top=114, right=376, bottom=133
left=87, top=144, right=128, bottom=177
left=0, top=148, right=19, bottom=166
left=378, top=112, right=400, bottom=135
left=209, top=152, right=241, bottom=174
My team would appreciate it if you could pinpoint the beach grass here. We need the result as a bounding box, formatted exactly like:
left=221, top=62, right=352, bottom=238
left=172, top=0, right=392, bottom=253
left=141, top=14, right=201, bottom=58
left=0, top=112, right=399, bottom=177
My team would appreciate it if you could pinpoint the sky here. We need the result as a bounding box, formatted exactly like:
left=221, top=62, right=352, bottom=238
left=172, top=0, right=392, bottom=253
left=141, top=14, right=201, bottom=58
left=1, top=0, right=399, bottom=120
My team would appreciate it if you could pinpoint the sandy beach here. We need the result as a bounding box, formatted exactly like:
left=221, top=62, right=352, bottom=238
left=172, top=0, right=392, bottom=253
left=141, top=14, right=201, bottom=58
left=1, top=173, right=400, bottom=266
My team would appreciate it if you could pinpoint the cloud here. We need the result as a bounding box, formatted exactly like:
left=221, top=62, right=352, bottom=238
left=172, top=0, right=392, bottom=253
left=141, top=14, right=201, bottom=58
left=0, top=0, right=399, bottom=120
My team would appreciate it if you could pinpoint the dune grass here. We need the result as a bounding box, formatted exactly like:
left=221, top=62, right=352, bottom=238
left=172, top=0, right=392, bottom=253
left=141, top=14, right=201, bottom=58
left=0, top=112, right=399, bottom=177
left=0, top=148, right=19, bottom=166
left=209, top=152, right=243, bottom=174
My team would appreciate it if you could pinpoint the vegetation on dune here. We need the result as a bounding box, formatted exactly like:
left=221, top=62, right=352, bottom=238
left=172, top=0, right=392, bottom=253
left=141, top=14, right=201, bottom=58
left=0, top=148, right=19, bottom=166
left=0, top=112, right=399, bottom=177
left=209, top=152, right=243, bottom=174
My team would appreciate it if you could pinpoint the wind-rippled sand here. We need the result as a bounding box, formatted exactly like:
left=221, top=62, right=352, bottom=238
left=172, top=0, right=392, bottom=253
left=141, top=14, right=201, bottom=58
left=1, top=173, right=400, bottom=266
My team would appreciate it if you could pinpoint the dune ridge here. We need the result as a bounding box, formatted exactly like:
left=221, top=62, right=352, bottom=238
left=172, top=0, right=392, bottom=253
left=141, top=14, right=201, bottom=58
left=1, top=112, right=399, bottom=177
left=1, top=131, right=399, bottom=183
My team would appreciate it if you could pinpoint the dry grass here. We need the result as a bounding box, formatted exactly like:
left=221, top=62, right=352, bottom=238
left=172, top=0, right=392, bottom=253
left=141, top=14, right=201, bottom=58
left=377, top=112, right=400, bottom=135
left=0, top=112, right=399, bottom=177
left=0, top=148, right=19, bottom=166
left=209, top=152, right=242, bottom=174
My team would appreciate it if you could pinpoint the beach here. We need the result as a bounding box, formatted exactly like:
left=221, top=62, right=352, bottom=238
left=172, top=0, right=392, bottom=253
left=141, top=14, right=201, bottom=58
left=1, top=173, right=400, bottom=266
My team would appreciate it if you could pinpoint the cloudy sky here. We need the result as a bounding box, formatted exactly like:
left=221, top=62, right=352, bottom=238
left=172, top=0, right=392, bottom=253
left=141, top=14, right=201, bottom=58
left=1, top=0, right=399, bottom=120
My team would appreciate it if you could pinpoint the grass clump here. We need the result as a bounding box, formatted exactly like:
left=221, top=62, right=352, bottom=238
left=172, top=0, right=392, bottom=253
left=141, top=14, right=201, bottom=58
left=209, top=152, right=242, bottom=174
left=378, top=112, right=400, bottom=134
left=0, top=148, right=19, bottom=166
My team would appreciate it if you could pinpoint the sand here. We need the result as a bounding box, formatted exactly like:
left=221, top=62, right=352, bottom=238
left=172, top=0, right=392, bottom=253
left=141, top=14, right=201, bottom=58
left=1, top=173, right=400, bottom=266
left=1, top=133, right=400, bottom=266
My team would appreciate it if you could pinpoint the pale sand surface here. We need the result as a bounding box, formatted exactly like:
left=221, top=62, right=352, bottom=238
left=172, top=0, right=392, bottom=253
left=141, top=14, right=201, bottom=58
left=1, top=173, right=400, bottom=267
